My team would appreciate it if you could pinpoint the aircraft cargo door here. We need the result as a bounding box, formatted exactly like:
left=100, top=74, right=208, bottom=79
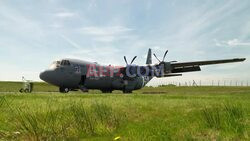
left=79, top=75, right=86, bottom=86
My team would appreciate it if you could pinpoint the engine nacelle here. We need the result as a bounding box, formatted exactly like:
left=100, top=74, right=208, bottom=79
left=159, top=62, right=172, bottom=73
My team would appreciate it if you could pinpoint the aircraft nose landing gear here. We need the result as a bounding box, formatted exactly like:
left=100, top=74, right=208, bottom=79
left=59, top=87, right=69, bottom=93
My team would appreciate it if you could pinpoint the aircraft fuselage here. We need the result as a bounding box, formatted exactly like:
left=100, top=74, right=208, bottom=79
left=40, top=59, right=152, bottom=93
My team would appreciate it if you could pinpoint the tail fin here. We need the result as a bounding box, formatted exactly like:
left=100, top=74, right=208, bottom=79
left=146, top=48, right=152, bottom=65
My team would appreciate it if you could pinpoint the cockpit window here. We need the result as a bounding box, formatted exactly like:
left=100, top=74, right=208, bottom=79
left=49, top=60, right=70, bottom=69
left=60, top=61, right=64, bottom=66
left=49, top=61, right=60, bottom=69
left=61, top=60, right=71, bottom=66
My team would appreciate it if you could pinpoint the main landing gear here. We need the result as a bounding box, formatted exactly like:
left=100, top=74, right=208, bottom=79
left=79, top=85, right=89, bottom=92
left=101, top=89, right=113, bottom=93
left=122, top=89, right=132, bottom=94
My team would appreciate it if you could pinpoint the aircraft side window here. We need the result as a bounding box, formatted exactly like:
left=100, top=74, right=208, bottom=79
left=67, top=61, right=71, bottom=66
left=66, top=60, right=70, bottom=66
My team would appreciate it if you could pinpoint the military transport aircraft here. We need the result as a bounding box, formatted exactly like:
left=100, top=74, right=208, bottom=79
left=40, top=49, right=246, bottom=93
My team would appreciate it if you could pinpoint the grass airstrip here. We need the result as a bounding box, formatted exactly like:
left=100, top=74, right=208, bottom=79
left=0, top=82, right=249, bottom=140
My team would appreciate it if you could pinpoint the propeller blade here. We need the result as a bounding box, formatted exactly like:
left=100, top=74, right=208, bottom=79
left=124, top=56, right=128, bottom=65
left=153, top=53, right=161, bottom=62
left=162, top=50, right=168, bottom=61
left=130, top=56, right=137, bottom=64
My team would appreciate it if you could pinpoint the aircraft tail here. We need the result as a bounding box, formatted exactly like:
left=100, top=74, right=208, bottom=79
left=146, top=48, right=152, bottom=65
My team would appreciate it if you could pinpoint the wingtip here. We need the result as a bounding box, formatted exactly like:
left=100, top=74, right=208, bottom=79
left=234, top=58, right=246, bottom=62
left=240, top=58, right=246, bottom=61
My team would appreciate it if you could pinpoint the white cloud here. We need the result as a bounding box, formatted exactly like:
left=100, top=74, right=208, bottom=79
left=80, top=26, right=134, bottom=42
left=49, top=23, right=63, bottom=28
left=80, top=26, right=133, bottom=36
left=94, top=36, right=115, bottom=42
left=57, top=45, right=123, bottom=66
left=0, top=5, right=45, bottom=38
left=227, top=39, right=250, bottom=46
left=59, top=35, right=82, bottom=49
left=215, top=38, right=250, bottom=47
left=54, top=12, right=76, bottom=18
left=88, top=0, right=97, bottom=10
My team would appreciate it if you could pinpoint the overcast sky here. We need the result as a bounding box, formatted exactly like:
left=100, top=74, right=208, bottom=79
left=0, top=0, right=249, bottom=84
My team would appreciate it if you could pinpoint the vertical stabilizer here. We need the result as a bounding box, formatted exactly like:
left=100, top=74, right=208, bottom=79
left=146, top=48, right=152, bottom=65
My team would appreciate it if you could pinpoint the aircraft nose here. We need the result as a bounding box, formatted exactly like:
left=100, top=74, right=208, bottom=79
left=40, top=70, right=61, bottom=86
left=39, top=70, right=53, bottom=82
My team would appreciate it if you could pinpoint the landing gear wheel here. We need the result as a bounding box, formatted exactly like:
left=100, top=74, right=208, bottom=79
left=79, top=85, right=89, bottom=93
left=101, top=90, right=113, bottom=93
left=123, top=90, right=132, bottom=94
left=59, top=87, right=69, bottom=93
left=24, top=89, right=29, bottom=93
left=19, top=89, right=23, bottom=93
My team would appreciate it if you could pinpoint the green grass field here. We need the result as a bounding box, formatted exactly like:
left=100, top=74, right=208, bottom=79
left=0, top=82, right=249, bottom=140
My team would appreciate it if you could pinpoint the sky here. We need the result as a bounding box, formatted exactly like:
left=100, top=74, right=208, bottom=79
left=0, top=0, right=249, bottom=85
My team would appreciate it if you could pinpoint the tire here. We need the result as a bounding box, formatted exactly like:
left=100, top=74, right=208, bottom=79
left=24, top=89, right=29, bottom=93
left=19, top=89, right=23, bottom=93
left=123, top=90, right=132, bottom=94
left=59, top=87, right=69, bottom=93
left=79, top=85, right=89, bottom=93
left=101, top=90, right=113, bottom=93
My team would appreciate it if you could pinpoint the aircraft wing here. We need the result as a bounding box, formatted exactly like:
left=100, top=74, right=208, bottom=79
left=170, top=58, right=246, bottom=73
left=171, top=58, right=245, bottom=68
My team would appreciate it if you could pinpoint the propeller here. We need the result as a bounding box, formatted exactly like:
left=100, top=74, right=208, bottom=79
left=123, top=56, right=138, bottom=80
left=153, top=50, right=177, bottom=63
left=162, top=50, right=168, bottom=62
left=153, top=50, right=168, bottom=63
left=124, top=56, right=137, bottom=65
left=130, top=56, right=137, bottom=64
left=124, top=56, right=128, bottom=65
left=153, top=53, right=161, bottom=62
